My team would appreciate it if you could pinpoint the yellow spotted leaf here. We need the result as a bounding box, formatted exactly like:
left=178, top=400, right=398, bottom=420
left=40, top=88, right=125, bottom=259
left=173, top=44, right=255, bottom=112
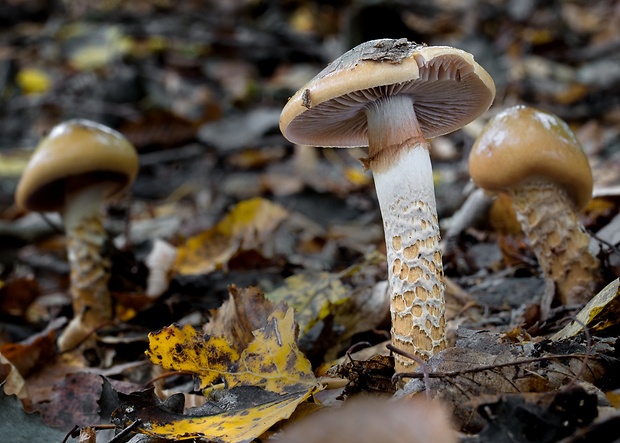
left=267, top=272, right=349, bottom=335
left=146, top=306, right=318, bottom=392
left=265, top=252, right=385, bottom=335
left=146, top=324, right=240, bottom=389
left=235, top=307, right=316, bottom=393
left=115, top=386, right=314, bottom=442
left=175, top=197, right=288, bottom=275
left=139, top=306, right=319, bottom=441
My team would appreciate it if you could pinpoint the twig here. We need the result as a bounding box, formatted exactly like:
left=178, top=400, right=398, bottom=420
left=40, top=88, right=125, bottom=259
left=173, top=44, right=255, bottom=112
left=61, top=425, right=80, bottom=443
left=386, top=343, right=431, bottom=400
left=345, top=341, right=373, bottom=357
left=394, top=353, right=595, bottom=383
left=143, top=370, right=196, bottom=388
left=109, top=420, right=142, bottom=443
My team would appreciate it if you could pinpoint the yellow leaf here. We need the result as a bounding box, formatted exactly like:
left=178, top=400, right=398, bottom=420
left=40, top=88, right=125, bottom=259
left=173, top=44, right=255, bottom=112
left=235, top=307, right=316, bottom=393
left=16, top=68, right=52, bottom=95
left=267, top=272, right=349, bottom=335
left=174, top=197, right=288, bottom=275
left=552, top=278, right=620, bottom=340
left=146, top=324, right=240, bottom=389
left=265, top=251, right=389, bottom=342
left=146, top=307, right=318, bottom=392
left=116, top=386, right=314, bottom=442
left=138, top=306, right=320, bottom=441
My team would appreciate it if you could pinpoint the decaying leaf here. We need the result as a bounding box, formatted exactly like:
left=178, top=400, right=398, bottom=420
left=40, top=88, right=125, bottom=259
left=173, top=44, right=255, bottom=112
left=113, top=385, right=315, bottom=442
left=146, top=323, right=240, bottom=390
left=0, top=352, right=27, bottom=399
left=552, top=277, right=620, bottom=340
left=267, top=251, right=388, bottom=338
left=475, top=386, right=598, bottom=443
left=396, top=328, right=615, bottom=433
left=174, top=197, right=289, bottom=275
left=327, top=353, right=395, bottom=398
left=38, top=372, right=106, bottom=430
left=138, top=306, right=320, bottom=441
left=204, top=285, right=283, bottom=350
left=267, top=271, right=349, bottom=336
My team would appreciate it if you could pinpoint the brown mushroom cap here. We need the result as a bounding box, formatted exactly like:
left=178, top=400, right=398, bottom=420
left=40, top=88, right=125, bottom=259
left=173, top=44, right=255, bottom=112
left=15, top=119, right=139, bottom=212
left=280, top=38, right=496, bottom=147
left=468, top=105, right=593, bottom=210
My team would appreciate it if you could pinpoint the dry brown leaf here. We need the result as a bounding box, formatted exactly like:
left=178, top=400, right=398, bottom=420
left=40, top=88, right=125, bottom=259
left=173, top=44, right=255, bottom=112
left=397, top=329, right=613, bottom=432
left=204, top=285, right=284, bottom=350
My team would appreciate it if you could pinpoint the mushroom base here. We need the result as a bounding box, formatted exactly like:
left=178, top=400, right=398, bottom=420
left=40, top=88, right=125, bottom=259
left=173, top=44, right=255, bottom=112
left=373, top=146, right=446, bottom=372
left=58, top=186, right=112, bottom=351
left=508, top=181, right=602, bottom=309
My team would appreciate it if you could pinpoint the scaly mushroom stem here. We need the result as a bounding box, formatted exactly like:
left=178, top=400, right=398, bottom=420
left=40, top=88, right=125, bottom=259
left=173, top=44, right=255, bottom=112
left=508, top=181, right=602, bottom=306
left=366, top=95, right=446, bottom=371
left=57, top=185, right=112, bottom=351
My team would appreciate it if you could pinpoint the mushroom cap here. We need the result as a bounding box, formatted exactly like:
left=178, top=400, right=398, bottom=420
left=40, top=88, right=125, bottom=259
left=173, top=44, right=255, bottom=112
left=15, top=119, right=139, bottom=212
left=279, top=38, right=496, bottom=147
left=468, top=105, right=593, bottom=210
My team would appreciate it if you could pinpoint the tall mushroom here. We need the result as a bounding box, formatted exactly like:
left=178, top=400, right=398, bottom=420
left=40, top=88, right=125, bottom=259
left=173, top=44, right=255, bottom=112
left=280, top=39, right=495, bottom=371
left=468, top=105, right=602, bottom=311
left=15, top=119, right=139, bottom=351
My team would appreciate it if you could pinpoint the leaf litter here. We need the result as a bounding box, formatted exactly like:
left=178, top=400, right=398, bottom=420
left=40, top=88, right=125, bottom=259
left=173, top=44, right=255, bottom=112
left=1, top=1, right=620, bottom=442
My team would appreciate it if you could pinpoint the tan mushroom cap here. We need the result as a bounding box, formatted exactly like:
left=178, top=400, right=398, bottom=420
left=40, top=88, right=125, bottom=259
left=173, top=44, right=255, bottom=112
left=280, top=38, right=496, bottom=147
left=15, top=119, right=139, bottom=213
left=468, top=105, right=593, bottom=210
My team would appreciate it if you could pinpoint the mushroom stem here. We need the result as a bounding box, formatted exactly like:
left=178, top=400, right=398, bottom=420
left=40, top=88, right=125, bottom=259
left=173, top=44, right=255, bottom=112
left=365, top=95, right=446, bottom=371
left=58, top=185, right=112, bottom=351
left=508, top=181, right=601, bottom=307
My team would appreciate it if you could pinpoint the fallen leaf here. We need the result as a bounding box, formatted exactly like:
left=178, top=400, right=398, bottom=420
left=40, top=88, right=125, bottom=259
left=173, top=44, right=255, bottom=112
left=0, top=321, right=58, bottom=378
left=552, top=277, right=620, bottom=340
left=204, top=285, right=283, bottom=350
left=136, top=306, right=319, bottom=441
left=266, top=251, right=387, bottom=337
left=267, top=271, right=349, bottom=336
left=113, top=385, right=314, bottom=442
left=0, top=352, right=27, bottom=399
left=38, top=372, right=105, bottom=430
left=174, top=197, right=289, bottom=275
left=146, top=323, right=240, bottom=390
left=327, top=353, right=395, bottom=398
left=476, top=387, right=598, bottom=443
left=397, top=328, right=613, bottom=433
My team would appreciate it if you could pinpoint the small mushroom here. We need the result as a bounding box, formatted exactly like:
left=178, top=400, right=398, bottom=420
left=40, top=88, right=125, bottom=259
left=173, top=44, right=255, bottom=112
left=15, top=119, right=139, bottom=351
left=280, top=39, right=495, bottom=370
left=468, top=105, right=602, bottom=310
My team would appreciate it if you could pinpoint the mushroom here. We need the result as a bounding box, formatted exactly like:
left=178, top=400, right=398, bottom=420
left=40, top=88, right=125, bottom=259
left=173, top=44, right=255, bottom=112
left=280, top=38, right=495, bottom=370
left=468, top=105, right=602, bottom=310
left=15, top=119, right=139, bottom=351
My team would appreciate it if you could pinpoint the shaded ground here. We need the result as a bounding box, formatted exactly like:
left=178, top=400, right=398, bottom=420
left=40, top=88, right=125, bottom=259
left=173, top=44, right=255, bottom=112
left=0, top=1, right=620, bottom=442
